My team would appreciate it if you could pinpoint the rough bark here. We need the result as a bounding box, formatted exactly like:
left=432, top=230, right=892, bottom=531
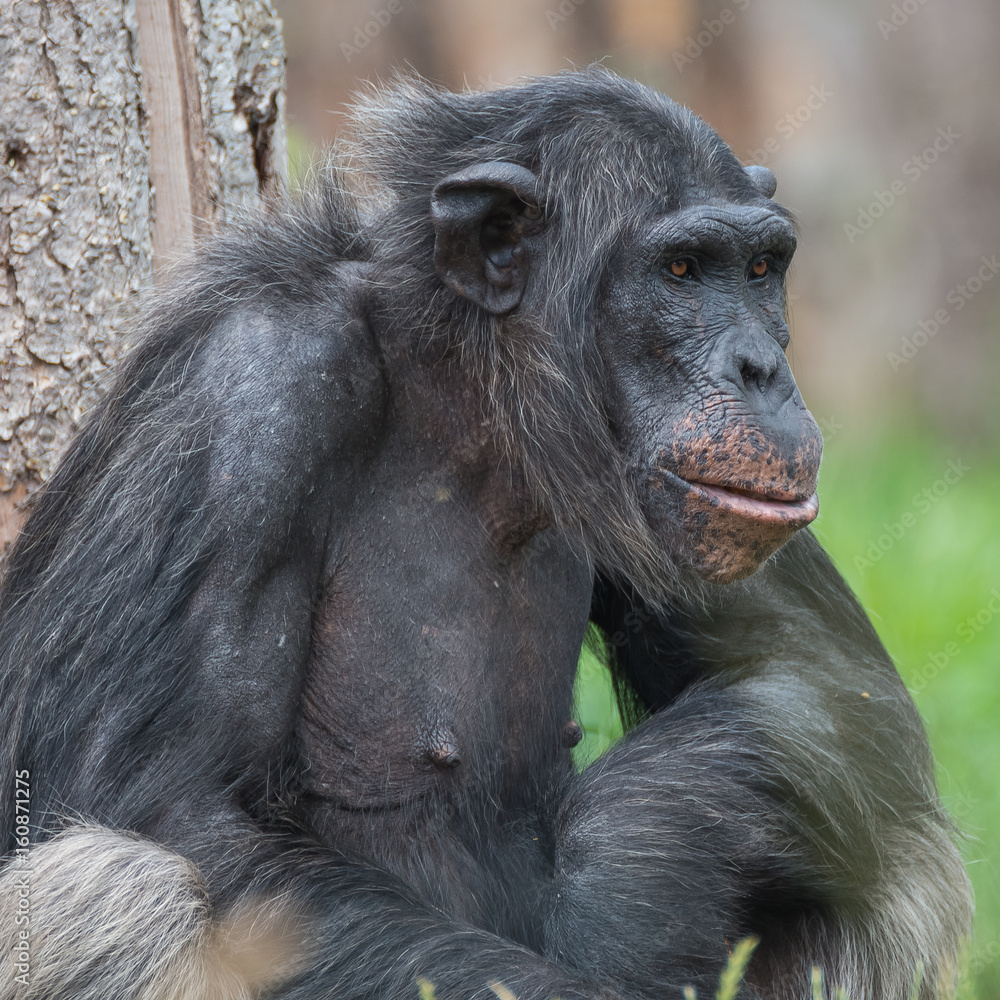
left=0, top=0, right=285, bottom=552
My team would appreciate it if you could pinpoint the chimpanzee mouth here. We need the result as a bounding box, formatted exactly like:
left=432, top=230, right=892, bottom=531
left=683, top=478, right=819, bottom=527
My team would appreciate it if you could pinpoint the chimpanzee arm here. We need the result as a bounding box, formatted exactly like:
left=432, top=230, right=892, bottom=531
left=110, top=796, right=617, bottom=1000
left=1, top=790, right=617, bottom=1000
left=546, top=531, right=970, bottom=1000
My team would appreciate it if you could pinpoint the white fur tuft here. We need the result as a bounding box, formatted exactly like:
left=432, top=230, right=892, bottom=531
left=0, top=826, right=303, bottom=1000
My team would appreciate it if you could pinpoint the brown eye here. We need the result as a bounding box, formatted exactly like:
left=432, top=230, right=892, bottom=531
left=751, top=258, right=769, bottom=278
left=669, top=259, right=689, bottom=277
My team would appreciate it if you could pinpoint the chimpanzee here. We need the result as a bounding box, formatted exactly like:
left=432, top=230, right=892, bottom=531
left=0, top=71, right=970, bottom=1000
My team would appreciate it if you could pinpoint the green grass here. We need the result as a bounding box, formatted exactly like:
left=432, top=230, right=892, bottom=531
left=817, top=427, right=1000, bottom=1000
left=572, top=424, right=999, bottom=999
left=571, top=630, right=623, bottom=770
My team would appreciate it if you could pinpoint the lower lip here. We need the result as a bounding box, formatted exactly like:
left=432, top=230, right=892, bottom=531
left=683, top=479, right=819, bottom=527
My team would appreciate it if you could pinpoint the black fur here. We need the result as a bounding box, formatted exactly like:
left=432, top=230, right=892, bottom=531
left=0, top=71, right=969, bottom=1000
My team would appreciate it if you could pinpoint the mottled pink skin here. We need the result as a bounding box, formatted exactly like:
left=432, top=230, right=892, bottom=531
left=647, top=414, right=823, bottom=583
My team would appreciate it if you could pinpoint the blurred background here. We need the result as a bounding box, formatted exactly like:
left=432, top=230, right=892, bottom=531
left=272, top=1, right=1000, bottom=994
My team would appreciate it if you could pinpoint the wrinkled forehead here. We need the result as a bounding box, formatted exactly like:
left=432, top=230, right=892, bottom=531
left=646, top=203, right=797, bottom=261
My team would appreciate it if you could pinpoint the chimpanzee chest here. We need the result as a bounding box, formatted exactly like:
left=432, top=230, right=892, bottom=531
left=295, top=477, right=592, bottom=834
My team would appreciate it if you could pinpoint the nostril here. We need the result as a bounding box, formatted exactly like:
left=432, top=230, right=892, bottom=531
left=739, top=359, right=778, bottom=395
left=740, top=361, right=764, bottom=394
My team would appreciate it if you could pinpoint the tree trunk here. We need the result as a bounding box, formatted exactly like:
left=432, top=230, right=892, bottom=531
left=0, top=0, right=286, bottom=552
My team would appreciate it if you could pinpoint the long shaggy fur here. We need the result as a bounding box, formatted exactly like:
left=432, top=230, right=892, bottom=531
left=0, top=70, right=971, bottom=1000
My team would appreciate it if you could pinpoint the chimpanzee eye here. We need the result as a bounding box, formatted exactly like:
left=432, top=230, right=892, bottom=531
left=667, top=257, right=695, bottom=279
left=749, top=257, right=769, bottom=279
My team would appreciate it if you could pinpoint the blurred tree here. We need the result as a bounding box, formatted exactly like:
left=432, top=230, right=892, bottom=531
left=0, top=0, right=286, bottom=551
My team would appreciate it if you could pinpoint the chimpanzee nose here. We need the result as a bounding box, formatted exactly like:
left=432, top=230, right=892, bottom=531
left=716, top=325, right=797, bottom=418
left=737, top=353, right=780, bottom=397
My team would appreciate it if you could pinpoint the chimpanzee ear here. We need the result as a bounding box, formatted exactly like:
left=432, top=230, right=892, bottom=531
left=745, top=164, right=777, bottom=199
left=431, top=161, right=543, bottom=315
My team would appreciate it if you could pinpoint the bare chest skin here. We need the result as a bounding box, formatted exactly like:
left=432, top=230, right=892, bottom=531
left=294, top=400, right=592, bottom=915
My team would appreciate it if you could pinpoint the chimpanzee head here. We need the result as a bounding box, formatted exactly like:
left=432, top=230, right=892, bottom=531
left=357, top=71, right=822, bottom=595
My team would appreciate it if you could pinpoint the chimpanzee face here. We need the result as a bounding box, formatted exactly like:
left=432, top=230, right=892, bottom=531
left=594, top=198, right=821, bottom=582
